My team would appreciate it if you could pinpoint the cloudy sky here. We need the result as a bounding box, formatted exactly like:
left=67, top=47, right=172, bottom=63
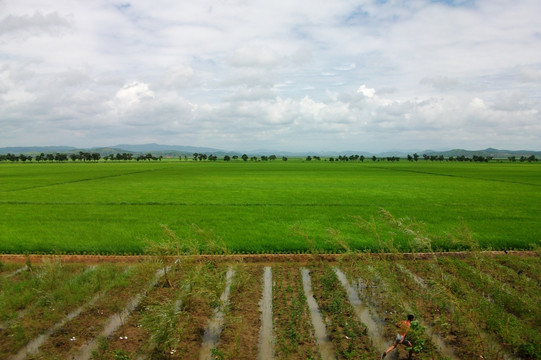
left=1, top=0, right=540, bottom=152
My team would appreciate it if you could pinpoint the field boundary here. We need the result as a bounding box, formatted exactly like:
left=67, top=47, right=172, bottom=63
left=0, top=250, right=537, bottom=264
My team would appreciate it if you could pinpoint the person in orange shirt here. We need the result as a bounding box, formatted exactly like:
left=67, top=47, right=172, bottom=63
left=382, top=314, right=414, bottom=359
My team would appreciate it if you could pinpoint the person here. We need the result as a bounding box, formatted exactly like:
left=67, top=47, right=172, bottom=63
left=382, top=314, right=414, bottom=359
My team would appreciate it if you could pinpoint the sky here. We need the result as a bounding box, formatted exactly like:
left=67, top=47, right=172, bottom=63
left=1, top=0, right=540, bottom=153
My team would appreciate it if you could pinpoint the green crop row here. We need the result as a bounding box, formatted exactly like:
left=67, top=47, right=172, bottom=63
left=1, top=161, right=540, bottom=254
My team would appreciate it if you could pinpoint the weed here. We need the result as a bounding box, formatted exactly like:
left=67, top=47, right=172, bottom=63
left=141, top=300, right=180, bottom=359
left=210, top=347, right=225, bottom=360
left=112, top=349, right=132, bottom=360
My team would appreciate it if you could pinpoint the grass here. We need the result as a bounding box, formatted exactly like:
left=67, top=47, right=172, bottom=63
left=1, top=160, right=540, bottom=254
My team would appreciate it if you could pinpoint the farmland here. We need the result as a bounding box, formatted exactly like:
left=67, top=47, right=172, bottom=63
left=0, top=252, right=539, bottom=359
left=1, top=160, right=540, bottom=254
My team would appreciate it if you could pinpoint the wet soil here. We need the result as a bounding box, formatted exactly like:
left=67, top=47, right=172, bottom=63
left=199, top=267, right=235, bottom=360
left=272, top=265, right=321, bottom=360
left=401, top=259, right=509, bottom=359
left=301, top=267, right=336, bottom=360
left=0, top=264, right=95, bottom=358
left=1, top=253, right=538, bottom=360
left=217, top=265, right=264, bottom=360
left=258, top=266, right=274, bottom=360
left=93, top=266, right=186, bottom=360
left=27, top=264, right=159, bottom=360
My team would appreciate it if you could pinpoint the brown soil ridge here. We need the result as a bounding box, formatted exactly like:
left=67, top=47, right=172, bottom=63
left=0, top=250, right=537, bottom=264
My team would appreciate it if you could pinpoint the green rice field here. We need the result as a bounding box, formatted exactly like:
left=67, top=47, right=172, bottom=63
left=1, top=160, right=540, bottom=254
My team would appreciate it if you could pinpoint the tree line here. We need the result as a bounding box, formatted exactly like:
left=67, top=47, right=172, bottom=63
left=1, top=151, right=537, bottom=163
left=407, top=153, right=538, bottom=163
left=189, top=153, right=288, bottom=162
left=0, top=151, right=163, bottom=162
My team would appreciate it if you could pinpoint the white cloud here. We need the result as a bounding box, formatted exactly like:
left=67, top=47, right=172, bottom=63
left=114, top=82, right=155, bottom=109
left=0, top=11, right=72, bottom=40
left=357, top=85, right=375, bottom=98
left=0, top=0, right=540, bottom=151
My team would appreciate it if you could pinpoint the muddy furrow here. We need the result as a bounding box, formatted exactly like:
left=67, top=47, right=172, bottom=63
left=301, top=267, right=335, bottom=360
left=333, top=267, right=386, bottom=353
left=2, top=266, right=28, bottom=279
left=258, top=266, right=274, bottom=360
left=73, top=267, right=166, bottom=360
left=8, top=292, right=104, bottom=360
left=199, top=267, right=235, bottom=360
left=401, top=264, right=518, bottom=360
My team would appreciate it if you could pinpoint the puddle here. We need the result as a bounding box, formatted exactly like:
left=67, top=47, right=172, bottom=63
left=334, top=268, right=386, bottom=352
left=199, top=267, right=235, bottom=360
left=421, top=323, right=459, bottom=360
left=301, top=267, right=336, bottom=360
left=258, top=266, right=274, bottom=360
left=74, top=267, right=166, bottom=360
left=10, top=292, right=104, bottom=360
left=3, top=266, right=28, bottom=279
left=396, top=264, right=427, bottom=288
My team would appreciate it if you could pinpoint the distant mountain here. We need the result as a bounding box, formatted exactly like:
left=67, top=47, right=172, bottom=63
left=1, top=145, right=540, bottom=158
left=422, top=148, right=541, bottom=159
left=0, top=146, right=77, bottom=155
left=111, top=143, right=226, bottom=154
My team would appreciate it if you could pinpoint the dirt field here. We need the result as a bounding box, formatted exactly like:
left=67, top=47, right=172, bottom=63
left=1, top=251, right=539, bottom=360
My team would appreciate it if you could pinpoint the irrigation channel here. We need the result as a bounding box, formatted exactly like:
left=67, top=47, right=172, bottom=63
left=1, top=252, right=539, bottom=359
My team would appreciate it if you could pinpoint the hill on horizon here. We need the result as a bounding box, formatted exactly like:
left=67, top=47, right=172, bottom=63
left=1, top=144, right=540, bottom=158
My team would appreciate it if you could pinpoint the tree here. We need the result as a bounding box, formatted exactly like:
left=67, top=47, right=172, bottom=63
left=372, top=156, right=377, bottom=162
left=224, top=155, right=231, bottom=161
left=55, top=153, right=68, bottom=162
left=305, top=156, right=312, bottom=161
left=269, top=155, right=277, bottom=161
left=360, top=155, right=365, bottom=162
left=413, top=153, right=419, bottom=162
left=241, top=154, right=248, bottom=162
left=282, top=156, right=288, bottom=161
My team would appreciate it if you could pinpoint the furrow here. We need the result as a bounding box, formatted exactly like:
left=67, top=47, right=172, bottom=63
left=199, top=267, right=235, bottom=360
left=73, top=267, right=166, bottom=360
left=9, top=292, right=104, bottom=360
left=334, top=267, right=386, bottom=352
left=301, top=267, right=336, bottom=360
left=258, top=266, right=274, bottom=360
